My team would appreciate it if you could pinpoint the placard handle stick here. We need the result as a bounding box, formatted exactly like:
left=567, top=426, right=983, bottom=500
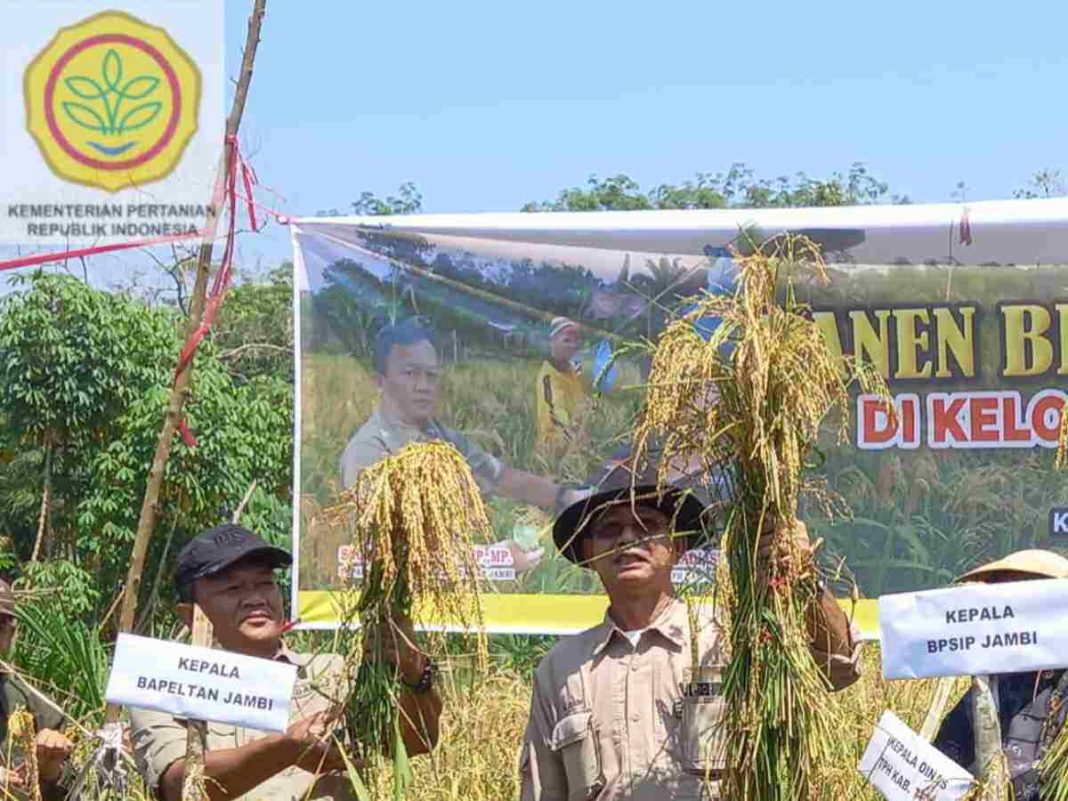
left=971, top=674, right=1010, bottom=799
left=919, top=676, right=957, bottom=742
left=181, top=605, right=214, bottom=801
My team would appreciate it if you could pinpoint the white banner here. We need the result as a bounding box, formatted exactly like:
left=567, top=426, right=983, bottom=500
left=879, top=578, right=1068, bottom=679
left=858, top=711, right=973, bottom=801
left=104, top=634, right=297, bottom=732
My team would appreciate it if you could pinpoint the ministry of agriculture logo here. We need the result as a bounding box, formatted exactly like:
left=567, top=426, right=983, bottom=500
left=23, top=10, right=201, bottom=192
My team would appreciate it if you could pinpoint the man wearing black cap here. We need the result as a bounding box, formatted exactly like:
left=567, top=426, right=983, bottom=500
left=129, top=524, right=441, bottom=801
left=519, top=462, right=861, bottom=800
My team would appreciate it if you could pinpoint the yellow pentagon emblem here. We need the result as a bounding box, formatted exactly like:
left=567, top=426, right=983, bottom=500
left=24, top=10, right=201, bottom=193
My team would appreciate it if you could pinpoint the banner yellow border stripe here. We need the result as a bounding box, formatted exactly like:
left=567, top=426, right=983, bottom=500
left=297, top=591, right=880, bottom=639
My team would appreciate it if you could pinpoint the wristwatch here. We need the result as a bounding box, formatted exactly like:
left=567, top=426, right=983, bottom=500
left=401, top=657, right=438, bottom=694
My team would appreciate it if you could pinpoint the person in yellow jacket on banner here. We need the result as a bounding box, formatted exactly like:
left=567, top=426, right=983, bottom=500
left=535, top=317, right=589, bottom=454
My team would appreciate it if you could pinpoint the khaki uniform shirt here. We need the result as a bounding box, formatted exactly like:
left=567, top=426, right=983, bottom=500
left=519, top=598, right=861, bottom=801
left=130, top=647, right=355, bottom=801
left=339, top=407, right=504, bottom=491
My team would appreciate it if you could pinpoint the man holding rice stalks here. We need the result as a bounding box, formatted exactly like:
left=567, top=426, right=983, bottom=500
left=518, top=459, right=861, bottom=800
left=340, top=317, right=590, bottom=572
left=932, top=549, right=1068, bottom=801
left=0, top=580, right=72, bottom=800
left=129, top=524, right=441, bottom=800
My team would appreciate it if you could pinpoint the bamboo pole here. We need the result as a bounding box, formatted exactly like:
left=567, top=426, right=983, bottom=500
left=104, top=0, right=267, bottom=724
left=971, top=674, right=1010, bottom=800
left=181, top=606, right=215, bottom=801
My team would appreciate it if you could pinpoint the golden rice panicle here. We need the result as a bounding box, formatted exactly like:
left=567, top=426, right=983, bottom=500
left=8, top=706, right=41, bottom=801
left=330, top=439, right=492, bottom=662
left=635, top=234, right=889, bottom=800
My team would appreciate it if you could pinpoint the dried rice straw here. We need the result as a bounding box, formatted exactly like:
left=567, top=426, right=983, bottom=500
left=325, top=440, right=490, bottom=796
left=634, top=233, right=886, bottom=800
left=7, top=707, right=41, bottom=801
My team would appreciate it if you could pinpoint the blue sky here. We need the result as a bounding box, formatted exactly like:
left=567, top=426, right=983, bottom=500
left=4, top=0, right=1066, bottom=276
left=231, top=0, right=1068, bottom=264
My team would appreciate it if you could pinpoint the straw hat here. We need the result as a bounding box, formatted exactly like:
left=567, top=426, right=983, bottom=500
left=549, top=317, right=579, bottom=339
left=955, top=549, right=1068, bottom=584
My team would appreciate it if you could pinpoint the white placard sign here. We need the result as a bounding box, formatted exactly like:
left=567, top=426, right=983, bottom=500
left=879, top=578, right=1068, bottom=680
left=858, top=711, right=973, bottom=801
left=104, top=634, right=297, bottom=732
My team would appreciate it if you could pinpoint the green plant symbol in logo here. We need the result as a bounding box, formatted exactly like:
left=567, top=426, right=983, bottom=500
left=61, top=48, right=162, bottom=156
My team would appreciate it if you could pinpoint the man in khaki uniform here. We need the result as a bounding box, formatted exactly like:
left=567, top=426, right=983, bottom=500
left=932, top=550, right=1068, bottom=801
left=340, top=318, right=590, bottom=572
left=0, top=580, right=72, bottom=799
left=520, top=462, right=861, bottom=800
left=130, top=524, right=441, bottom=801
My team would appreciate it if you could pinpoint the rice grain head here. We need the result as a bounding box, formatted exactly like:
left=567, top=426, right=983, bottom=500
left=634, top=234, right=888, bottom=800
left=324, top=440, right=492, bottom=793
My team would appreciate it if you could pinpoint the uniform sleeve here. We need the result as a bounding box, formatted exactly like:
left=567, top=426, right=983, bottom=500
left=25, top=685, right=64, bottom=734
left=806, top=584, right=863, bottom=691
left=340, top=432, right=390, bottom=489
left=519, top=672, right=567, bottom=801
left=129, top=706, right=189, bottom=798
left=438, top=428, right=504, bottom=491
left=932, top=692, right=975, bottom=771
left=810, top=617, right=863, bottom=692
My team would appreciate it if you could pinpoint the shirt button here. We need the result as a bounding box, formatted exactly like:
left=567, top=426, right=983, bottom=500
left=631, top=663, right=639, bottom=672
left=631, top=712, right=640, bottom=722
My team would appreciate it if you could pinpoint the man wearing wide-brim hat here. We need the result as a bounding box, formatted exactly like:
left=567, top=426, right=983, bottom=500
left=518, top=459, right=862, bottom=800
left=933, top=549, right=1068, bottom=801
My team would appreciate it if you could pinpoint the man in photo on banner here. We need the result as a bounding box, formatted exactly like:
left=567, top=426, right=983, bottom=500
left=0, top=579, right=72, bottom=799
left=932, top=550, right=1068, bottom=801
left=518, top=460, right=862, bottom=800
left=534, top=317, right=590, bottom=455
left=129, top=524, right=441, bottom=801
left=339, top=317, right=591, bottom=572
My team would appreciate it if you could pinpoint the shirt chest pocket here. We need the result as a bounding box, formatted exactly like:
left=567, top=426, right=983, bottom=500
left=680, top=695, right=727, bottom=778
left=550, top=711, right=604, bottom=801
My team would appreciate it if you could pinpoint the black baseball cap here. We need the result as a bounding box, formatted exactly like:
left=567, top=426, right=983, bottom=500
left=174, top=524, right=292, bottom=601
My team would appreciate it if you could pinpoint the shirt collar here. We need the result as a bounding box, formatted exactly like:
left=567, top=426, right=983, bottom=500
left=592, top=596, right=688, bottom=656
left=374, top=404, right=441, bottom=441
left=274, top=641, right=314, bottom=667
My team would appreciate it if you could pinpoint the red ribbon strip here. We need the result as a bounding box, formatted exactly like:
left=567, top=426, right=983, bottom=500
left=171, top=135, right=263, bottom=445
left=0, top=135, right=266, bottom=451
left=0, top=229, right=204, bottom=272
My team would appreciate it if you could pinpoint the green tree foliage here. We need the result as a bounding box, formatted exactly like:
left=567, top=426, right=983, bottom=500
left=1014, top=167, right=1066, bottom=199
left=522, top=162, right=902, bottom=211
left=0, top=272, right=292, bottom=624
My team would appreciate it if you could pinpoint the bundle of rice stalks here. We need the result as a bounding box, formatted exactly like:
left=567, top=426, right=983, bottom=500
left=634, top=234, right=886, bottom=800
left=5, top=707, right=40, bottom=801
left=326, top=440, right=491, bottom=795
